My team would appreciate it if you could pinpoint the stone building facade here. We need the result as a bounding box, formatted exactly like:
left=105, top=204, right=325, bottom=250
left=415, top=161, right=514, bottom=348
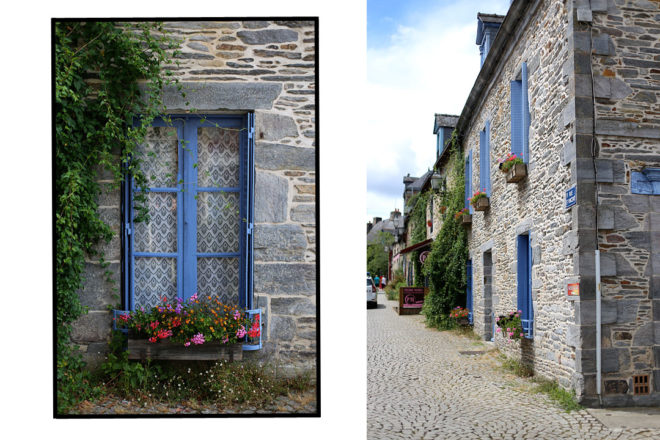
left=455, top=0, right=659, bottom=406
left=70, top=20, right=317, bottom=377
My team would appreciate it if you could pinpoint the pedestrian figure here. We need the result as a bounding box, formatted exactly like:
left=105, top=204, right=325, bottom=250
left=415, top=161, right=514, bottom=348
left=374, top=275, right=380, bottom=289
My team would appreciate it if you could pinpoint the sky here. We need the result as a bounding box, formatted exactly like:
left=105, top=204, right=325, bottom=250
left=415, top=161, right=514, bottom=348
left=366, top=0, right=512, bottom=222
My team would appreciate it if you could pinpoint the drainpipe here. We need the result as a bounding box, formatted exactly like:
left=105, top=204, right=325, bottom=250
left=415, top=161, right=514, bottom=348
left=595, top=249, right=602, bottom=406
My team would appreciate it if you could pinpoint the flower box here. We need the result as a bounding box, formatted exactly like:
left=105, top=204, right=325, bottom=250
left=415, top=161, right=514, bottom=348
left=505, top=163, right=527, bottom=183
left=460, top=214, right=472, bottom=225
left=127, top=339, right=243, bottom=361
left=473, top=197, right=490, bottom=211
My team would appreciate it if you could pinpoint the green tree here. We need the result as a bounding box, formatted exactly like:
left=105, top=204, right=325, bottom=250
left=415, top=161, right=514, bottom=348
left=367, top=231, right=394, bottom=277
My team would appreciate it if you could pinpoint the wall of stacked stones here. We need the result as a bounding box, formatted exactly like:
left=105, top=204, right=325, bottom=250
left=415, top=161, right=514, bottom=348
left=464, top=0, right=580, bottom=390
left=71, top=20, right=317, bottom=375
left=579, top=0, right=660, bottom=404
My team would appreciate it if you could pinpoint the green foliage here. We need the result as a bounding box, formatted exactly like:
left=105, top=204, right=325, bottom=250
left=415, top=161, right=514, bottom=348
left=422, top=134, right=469, bottom=328
left=367, top=231, right=394, bottom=277
left=55, top=21, right=183, bottom=413
left=384, top=269, right=405, bottom=300
left=499, top=354, right=534, bottom=378
left=409, top=191, right=429, bottom=286
left=532, top=379, right=582, bottom=412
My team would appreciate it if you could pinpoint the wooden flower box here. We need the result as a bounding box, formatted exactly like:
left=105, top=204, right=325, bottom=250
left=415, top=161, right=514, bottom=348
left=473, top=197, right=490, bottom=211
left=460, top=214, right=472, bottom=225
left=127, top=339, right=243, bottom=361
left=505, top=163, right=527, bottom=183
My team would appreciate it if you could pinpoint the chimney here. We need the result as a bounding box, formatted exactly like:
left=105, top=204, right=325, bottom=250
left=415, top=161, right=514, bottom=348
left=403, top=173, right=415, bottom=186
left=367, top=222, right=373, bottom=234
left=390, top=209, right=401, bottom=220
left=373, top=217, right=382, bottom=225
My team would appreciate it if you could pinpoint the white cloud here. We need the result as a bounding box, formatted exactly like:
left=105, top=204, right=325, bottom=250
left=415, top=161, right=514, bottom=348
left=366, top=0, right=511, bottom=222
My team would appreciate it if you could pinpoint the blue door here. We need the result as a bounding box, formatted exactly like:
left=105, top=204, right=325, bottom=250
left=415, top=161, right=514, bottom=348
left=517, top=234, right=533, bottom=337
left=466, top=259, right=473, bottom=324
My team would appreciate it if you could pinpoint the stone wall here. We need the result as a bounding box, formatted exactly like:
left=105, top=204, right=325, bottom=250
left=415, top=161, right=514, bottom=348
left=71, top=20, right=317, bottom=376
left=464, top=0, right=578, bottom=389
left=570, top=0, right=660, bottom=406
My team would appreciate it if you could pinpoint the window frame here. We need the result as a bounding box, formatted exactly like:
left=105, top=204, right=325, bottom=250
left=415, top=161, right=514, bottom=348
left=516, top=233, right=534, bottom=339
left=121, top=114, right=255, bottom=313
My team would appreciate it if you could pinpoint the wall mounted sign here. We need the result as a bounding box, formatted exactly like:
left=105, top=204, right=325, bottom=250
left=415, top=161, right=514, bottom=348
left=566, top=186, right=577, bottom=210
left=567, top=282, right=580, bottom=299
left=419, top=251, right=430, bottom=264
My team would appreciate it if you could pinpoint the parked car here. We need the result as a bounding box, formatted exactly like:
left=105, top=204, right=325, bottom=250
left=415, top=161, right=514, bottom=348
left=367, top=276, right=377, bottom=309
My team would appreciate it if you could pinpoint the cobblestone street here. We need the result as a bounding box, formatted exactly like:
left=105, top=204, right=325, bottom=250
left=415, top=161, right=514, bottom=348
left=367, top=293, right=660, bottom=440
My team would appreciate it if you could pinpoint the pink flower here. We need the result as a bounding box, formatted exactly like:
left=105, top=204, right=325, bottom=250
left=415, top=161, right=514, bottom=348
left=148, top=336, right=157, bottom=343
left=233, top=310, right=241, bottom=320
left=520, top=333, right=524, bottom=337
left=496, top=328, right=501, bottom=333
left=150, top=321, right=159, bottom=330
left=236, top=326, right=247, bottom=338
left=184, top=341, right=191, bottom=347
left=508, top=332, right=514, bottom=337
left=191, top=333, right=205, bottom=345
left=506, top=328, right=511, bottom=332
left=190, top=293, right=198, bottom=302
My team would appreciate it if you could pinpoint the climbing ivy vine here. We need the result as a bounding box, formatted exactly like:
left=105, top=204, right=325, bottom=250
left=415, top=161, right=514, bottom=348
left=408, top=190, right=429, bottom=287
left=55, top=21, right=183, bottom=411
left=421, top=133, right=469, bottom=328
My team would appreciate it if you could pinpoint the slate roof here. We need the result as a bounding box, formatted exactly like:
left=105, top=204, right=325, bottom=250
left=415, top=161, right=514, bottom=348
left=433, top=114, right=459, bottom=134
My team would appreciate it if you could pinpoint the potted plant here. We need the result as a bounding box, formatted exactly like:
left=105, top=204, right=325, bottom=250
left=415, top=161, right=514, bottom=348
left=440, top=205, right=447, bottom=214
left=454, top=208, right=471, bottom=225
left=469, top=189, right=489, bottom=211
left=114, top=294, right=260, bottom=361
left=495, top=310, right=525, bottom=341
left=498, top=153, right=526, bottom=183
left=449, top=306, right=471, bottom=326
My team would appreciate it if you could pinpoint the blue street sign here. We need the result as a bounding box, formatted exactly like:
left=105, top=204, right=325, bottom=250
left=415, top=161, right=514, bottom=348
left=566, top=186, right=576, bottom=209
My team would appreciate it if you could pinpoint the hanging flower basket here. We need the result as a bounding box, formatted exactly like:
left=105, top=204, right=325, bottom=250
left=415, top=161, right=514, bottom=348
left=470, top=190, right=489, bottom=212
left=427, top=220, right=432, bottom=227
left=454, top=208, right=471, bottom=226
left=440, top=205, right=447, bottom=214
left=505, top=163, right=527, bottom=183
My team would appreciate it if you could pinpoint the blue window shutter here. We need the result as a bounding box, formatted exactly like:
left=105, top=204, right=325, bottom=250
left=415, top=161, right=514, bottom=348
left=511, top=80, right=523, bottom=158
left=244, top=113, right=255, bottom=309
left=466, top=260, right=473, bottom=324
left=183, top=117, right=198, bottom=302
left=521, top=62, right=530, bottom=164
left=465, top=151, right=473, bottom=213
left=527, top=234, right=533, bottom=338
left=480, top=121, right=491, bottom=196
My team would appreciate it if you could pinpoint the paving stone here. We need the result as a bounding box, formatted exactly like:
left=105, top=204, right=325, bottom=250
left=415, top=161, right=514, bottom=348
left=367, top=293, right=660, bottom=440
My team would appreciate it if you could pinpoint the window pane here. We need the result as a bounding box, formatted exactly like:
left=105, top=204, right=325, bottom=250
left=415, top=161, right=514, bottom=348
left=196, top=192, right=240, bottom=253
left=197, top=257, right=239, bottom=305
left=134, top=192, right=177, bottom=253
left=138, top=126, right=178, bottom=188
left=197, top=126, right=240, bottom=188
left=134, top=257, right=177, bottom=309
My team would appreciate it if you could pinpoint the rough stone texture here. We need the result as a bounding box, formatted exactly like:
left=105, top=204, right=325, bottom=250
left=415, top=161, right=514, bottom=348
left=74, top=20, right=317, bottom=375
left=254, top=112, right=298, bottom=141
left=255, top=143, right=315, bottom=171
left=253, top=224, right=307, bottom=261
left=254, top=171, right=288, bottom=223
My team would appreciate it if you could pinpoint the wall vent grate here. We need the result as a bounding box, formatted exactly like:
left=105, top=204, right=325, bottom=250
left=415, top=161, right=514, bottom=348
left=633, top=375, right=650, bottom=395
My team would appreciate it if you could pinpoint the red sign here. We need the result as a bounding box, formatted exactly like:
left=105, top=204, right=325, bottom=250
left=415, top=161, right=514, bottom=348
left=567, top=283, right=580, bottom=297
left=420, top=251, right=430, bottom=264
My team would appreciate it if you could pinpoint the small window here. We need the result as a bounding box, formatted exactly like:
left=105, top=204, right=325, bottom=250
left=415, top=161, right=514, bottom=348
left=511, top=62, right=530, bottom=163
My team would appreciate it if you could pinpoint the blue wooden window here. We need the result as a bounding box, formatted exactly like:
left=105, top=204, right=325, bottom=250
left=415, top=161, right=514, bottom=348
left=122, top=114, right=255, bottom=313
left=466, top=259, right=473, bottom=324
left=465, top=150, right=473, bottom=213
left=510, top=62, right=530, bottom=163
left=479, top=121, right=491, bottom=196
left=516, top=234, right=533, bottom=338
left=631, top=168, right=660, bottom=195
